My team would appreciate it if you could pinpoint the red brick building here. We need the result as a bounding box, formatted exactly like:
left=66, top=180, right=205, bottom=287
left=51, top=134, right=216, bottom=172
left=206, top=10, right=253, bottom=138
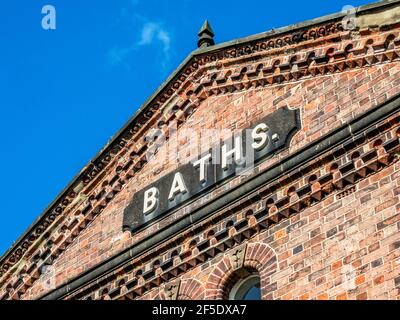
left=1, top=0, right=400, bottom=300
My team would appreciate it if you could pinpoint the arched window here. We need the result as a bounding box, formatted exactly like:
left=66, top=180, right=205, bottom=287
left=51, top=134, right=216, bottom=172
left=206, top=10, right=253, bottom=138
left=229, top=274, right=261, bottom=300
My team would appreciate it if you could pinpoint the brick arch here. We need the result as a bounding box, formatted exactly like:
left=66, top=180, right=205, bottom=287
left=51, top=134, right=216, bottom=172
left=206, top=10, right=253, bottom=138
left=205, top=243, right=277, bottom=300
left=178, top=278, right=206, bottom=300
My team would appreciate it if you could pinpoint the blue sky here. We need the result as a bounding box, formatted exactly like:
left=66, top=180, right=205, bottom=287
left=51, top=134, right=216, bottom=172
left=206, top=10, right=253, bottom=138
left=0, top=0, right=373, bottom=256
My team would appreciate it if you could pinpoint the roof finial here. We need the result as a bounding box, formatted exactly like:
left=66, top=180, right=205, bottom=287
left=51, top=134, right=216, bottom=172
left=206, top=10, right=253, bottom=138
left=197, top=20, right=215, bottom=48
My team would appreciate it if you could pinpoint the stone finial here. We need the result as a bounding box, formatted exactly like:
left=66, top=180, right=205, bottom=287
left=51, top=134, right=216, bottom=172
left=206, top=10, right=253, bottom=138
left=197, top=20, right=215, bottom=48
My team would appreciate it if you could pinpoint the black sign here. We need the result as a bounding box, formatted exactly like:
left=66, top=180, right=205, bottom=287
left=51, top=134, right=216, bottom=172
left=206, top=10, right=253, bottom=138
left=123, top=106, right=301, bottom=232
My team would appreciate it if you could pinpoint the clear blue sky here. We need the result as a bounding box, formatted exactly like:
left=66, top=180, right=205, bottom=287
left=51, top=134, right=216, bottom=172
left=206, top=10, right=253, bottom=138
left=0, top=0, right=373, bottom=256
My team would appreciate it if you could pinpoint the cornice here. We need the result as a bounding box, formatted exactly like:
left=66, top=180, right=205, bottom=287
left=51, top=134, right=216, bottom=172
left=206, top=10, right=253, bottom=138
left=1, top=0, right=400, bottom=297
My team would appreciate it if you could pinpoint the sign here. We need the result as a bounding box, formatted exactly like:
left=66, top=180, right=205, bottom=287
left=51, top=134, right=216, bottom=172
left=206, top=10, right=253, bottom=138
left=123, top=106, right=301, bottom=232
